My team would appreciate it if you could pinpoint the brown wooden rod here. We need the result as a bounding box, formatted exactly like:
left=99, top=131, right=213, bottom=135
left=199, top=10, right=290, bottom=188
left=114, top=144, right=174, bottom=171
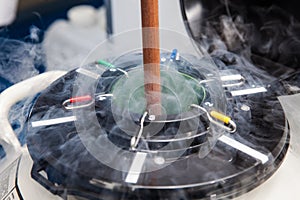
left=141, top=0, right=161, bottom=115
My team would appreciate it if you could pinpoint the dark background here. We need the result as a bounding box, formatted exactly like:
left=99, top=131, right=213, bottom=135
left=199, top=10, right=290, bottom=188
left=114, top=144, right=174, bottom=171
left=0, top=0, right=104, bottom=39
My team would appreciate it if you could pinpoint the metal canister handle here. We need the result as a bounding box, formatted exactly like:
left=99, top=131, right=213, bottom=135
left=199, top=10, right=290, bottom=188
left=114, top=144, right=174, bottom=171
left=62, top=93, right=114, bottom=110
left=62, top=95, right=94, bottom=110
left=191, top=104, right=237, bottom=133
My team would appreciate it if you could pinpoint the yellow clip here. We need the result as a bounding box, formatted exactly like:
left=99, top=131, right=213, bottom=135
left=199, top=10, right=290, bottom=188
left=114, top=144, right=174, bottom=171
left=190, top=104, right=237, bottom=133
left=210, top=111, right=231, bottom=124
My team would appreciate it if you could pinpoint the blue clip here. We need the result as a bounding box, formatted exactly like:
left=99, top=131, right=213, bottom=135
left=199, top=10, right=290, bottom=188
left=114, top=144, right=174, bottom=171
left=170, top=49, right=178, bottom=60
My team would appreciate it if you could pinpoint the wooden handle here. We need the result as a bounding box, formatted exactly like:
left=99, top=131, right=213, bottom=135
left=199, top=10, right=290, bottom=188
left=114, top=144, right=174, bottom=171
left=141, top=0, right=161, bottom=115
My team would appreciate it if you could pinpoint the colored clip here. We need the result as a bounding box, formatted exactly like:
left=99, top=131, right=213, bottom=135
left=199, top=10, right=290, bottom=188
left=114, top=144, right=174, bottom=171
left=63, top=95, right=94, bottom=110
left=191, top=104, right=237, bottom=133
left=96, top=59, right=116, bottom=68
left=170, top=49, right=178, bottom=60
left=210, top=111, right=231, bottom=124
left=63, top=93, right=114, bottom=110
left=96, top=59, right=129, bottom=77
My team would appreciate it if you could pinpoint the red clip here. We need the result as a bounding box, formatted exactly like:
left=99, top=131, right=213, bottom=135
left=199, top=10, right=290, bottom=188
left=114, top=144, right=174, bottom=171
left=69, top=95, right=92, bottom=103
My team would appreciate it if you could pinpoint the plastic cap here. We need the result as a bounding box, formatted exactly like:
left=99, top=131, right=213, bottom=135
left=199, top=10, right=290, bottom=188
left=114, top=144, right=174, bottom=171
left=0, top=0, right=18, bottom=26
left=67, top=5, right=98, bottom=27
